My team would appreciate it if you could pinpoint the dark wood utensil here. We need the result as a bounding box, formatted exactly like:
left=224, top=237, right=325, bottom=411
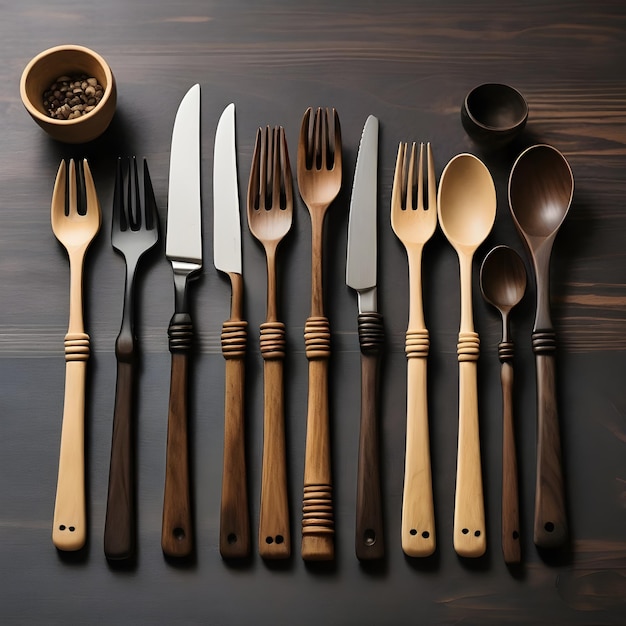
left=508, top=144, right=574, bottom=549
left=480, top=245, right=527, bottom=564
left=104, top=158, right=159, bottom=561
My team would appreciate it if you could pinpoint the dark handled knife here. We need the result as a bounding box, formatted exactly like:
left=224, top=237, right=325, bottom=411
left=213, top=103, right=250, bottom=559
left=162, top=84, right=201, bottom=558
left=346, top=115, right=384, bottom=560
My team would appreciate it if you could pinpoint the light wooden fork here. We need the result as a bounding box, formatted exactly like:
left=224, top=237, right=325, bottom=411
left=50, top=158, right=101, bottom=551
left=391, top=142, right=437, bottom=557
left=247, top=125, right=293, bottom=559
left=297, top=107, right=342, bottom=561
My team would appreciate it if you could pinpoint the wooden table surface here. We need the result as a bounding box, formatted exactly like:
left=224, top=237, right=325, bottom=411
left=2, top=1, right=625, bottom=624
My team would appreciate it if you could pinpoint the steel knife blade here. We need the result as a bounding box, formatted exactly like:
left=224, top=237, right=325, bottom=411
left=161, top=83, right=201, bottom=559
left=346, top=114, right=384, bottom=560
left=346, top=114, right=379, bottom=314
left=213, top=103, right=241, bottom=275
left=213, top=103, right=250, bottom=559
left=166, top=83, right=202, bottom=269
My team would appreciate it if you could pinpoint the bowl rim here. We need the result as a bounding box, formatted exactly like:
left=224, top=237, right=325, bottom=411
left=463, top=82, right=529, bottom=133
left=19, top=44, right=114, bottom=127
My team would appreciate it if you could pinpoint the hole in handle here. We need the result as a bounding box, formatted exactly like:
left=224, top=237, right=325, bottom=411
left=363, top=529, right=376, bottom=546
left=173, top=527, right=186, bottom=541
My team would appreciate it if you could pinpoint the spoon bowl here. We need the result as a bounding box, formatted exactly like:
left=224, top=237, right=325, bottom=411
left=480, top=245, right=527, bottom=318
left=509, top=145, right=573, bottom=239
left=508, top=144, right=573, bottom=550
left=438, top=153, right=496, bottom=558
left=439, top=154, right=497, bottom=249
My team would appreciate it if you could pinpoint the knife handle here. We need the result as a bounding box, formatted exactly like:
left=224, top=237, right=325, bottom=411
left=453, top=332, right=486, bottom=558
left=500, top=343, right=521, bottom=564
left=258, top=322, right=290, bottom=559
left=355, top=312, right=384, bottom=560
left=301, top=315, right=334, bottom=561
left=162, top=313, right=193, bottom=558
left=533, top=332, right=567, bottom=549
left=104, top=358, right=136, bottom=560
left=401, top=329, right=436, bottom=557
left=220, top=316, right=250, bottom=559
left=52, top=335, right=89, bottom=552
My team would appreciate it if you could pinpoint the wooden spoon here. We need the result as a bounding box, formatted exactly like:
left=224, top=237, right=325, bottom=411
left=480, top=245, right=527, bottom=564
left=509, top=144, right=573, bottom=549
left=438, top=153, right=496, bottom=558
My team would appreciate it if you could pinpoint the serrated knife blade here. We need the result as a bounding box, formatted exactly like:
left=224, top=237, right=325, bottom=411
left=346, top=114, right=378, bottom=313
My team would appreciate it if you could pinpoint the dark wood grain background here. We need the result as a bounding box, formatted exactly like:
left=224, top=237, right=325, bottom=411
left=1, top=1, right=625, bottom=624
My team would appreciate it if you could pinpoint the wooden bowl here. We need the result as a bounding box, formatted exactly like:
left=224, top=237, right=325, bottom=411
left=461, top=83, right=528, bottom=149
left=20, top=45, right=117, bottom=144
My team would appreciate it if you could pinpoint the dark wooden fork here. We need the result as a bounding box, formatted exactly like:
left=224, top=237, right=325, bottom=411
left=104, top=157, right=159, bottom=560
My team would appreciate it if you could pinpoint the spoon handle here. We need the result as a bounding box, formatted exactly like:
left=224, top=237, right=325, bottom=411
left=401, top=329, right=435, bottom=557
left=453, top=333, right=486, bottom=558
left=500, top=347, right=521, bottom=564
left=355, top=312, right=384, bottom=561
left=258, top=324, right=290, bottom=559
left=533, top=332, right=568, bottom=548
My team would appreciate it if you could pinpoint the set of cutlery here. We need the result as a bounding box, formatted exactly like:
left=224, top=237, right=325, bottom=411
left=49, top=83, right=573, bottom=567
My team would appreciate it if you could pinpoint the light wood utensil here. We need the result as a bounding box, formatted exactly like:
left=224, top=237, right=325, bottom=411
left=50, top=158, right=101, bottom=551
left=480, top=245, right=527, bottom=564
left=390, top=142, right=437, bottom=557
left=509, top=144, right=573, bottom=549
left=296, top=106, right=342, bottom=561
left=247, top=126, right=293, bottom=559
left=438, top=153, right=496, bottom=558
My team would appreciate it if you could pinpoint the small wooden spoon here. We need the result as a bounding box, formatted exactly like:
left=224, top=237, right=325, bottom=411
left=438, top=153, right=496, bottom=558
left=509, top=144, right=573, bottom=549
left=480, top=245, right=527, bottom=564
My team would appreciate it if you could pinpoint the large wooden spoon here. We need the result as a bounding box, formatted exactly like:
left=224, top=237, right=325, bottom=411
left=438, top=153, right=496, bottom=558
left=509, top=144, right=573, bottom=549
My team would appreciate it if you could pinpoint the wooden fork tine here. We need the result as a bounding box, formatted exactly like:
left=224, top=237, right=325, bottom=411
left=279, top=126, right=293, bottom=207
left=330, top=108, right=342, bottom=167
left=248, top=128, right=262, bottom=212
left=271, top=127, right=281, bottom=208
left=130, top=157, right=141, bottom=229
left=392, top=142, right=405, bottom=211
left=51, top=160, right=67, bottom=225
left=82, top=159, right=99, bottom=221
left=68, top=159, right=78, bottom=216
left=417, top=143, right=425, bottom=211
left=143, top=158, right=157, bottom=231
left=260, top=126, right=269, bottom=209
left=427, top=143, right=436, bottom=211
left=406, top=142, right=417, bottom=211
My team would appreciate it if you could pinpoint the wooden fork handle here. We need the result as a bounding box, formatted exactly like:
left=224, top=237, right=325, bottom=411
left=453, top=332, right=486, bottom=558
left=355, top=313, right=384, bottom=560
left=302, top=315, right=334, bottom=561
left=104, top=359, right=136, bottom=560
left=259, top=350, right=290, bottom=558
left=162, top=314, right=193, bottom=558
left=401, top=329, right=435, bottom=557
left=533, top=332, right=568, bottom=549
left=500, top=344, right=521, bottom=564
left=220, top=318, right=250, bottom=559
left=52, top=336, right=89, bottom=552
